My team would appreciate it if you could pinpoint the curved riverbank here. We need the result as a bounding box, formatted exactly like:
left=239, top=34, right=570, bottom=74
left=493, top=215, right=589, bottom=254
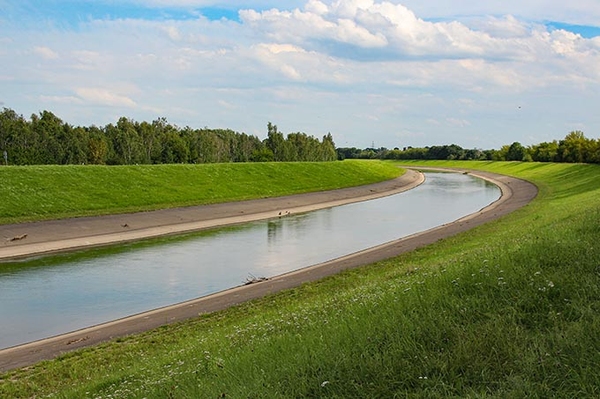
left=0, top=170, right=423, bottom=261
left=0, top=168, right=537, bottom=371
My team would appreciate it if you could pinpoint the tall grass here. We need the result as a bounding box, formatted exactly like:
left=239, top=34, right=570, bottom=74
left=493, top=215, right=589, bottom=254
left=0, top=161, right=401, bottom=224
left=1, top=161, right=599, bottom=398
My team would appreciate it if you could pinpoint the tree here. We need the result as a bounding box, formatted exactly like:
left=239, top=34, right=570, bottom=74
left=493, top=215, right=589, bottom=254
left=86, top=126, right=109, bottom=164
left=506, top=142, right=528, bottom=161
left=320, top=133, right=337, bottom=161
left=0, top=108, right=32, bottom=164
left=558, top=131, right=590, bottom=163
left=61, top=125, right=88, bottom=164
left=529, top=141, right=559, bottom=162
left=161, top=130, right=189, bottom=163
left=136, top=120, right=160, bottom=163
left=30, top=110, right=67, bottom=164
left=251, top=147, right=274, bottom=162
left=104, top=117, right=144, bottom=164
left=266, top=122, right=286, bottom=161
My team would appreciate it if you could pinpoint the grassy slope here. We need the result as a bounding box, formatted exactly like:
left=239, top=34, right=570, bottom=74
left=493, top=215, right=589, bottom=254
left=1, top=161, right=600, bottom=398
left=0, top=161, right=401, bottom=224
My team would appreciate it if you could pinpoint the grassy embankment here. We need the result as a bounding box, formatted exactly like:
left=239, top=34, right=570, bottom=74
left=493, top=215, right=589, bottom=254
left=0, top=160, right=401, bottom=225
left=1, top=160, right=600, bottom=398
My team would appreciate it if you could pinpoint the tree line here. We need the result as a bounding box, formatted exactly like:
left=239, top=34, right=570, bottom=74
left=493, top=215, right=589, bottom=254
left=2, top=106, right=597, bottom=166
left=337, top=131, right=600, bottom=164
left=0, top=108, right=336, bottom=165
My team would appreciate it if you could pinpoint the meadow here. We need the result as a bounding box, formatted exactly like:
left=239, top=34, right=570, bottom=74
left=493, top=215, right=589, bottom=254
left=1, top=160, right=599, bottom=398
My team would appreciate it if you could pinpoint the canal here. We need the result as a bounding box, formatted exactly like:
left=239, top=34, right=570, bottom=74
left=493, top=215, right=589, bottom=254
left=0, top=172, right=500, bottom=349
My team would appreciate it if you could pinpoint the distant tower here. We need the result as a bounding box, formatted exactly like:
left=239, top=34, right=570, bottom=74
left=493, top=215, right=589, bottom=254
left=371, top=140, right=375, bottom=149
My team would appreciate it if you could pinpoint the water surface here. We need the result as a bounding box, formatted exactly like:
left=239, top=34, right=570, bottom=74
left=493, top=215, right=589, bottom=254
left=0, top=173, right=500, bottom=348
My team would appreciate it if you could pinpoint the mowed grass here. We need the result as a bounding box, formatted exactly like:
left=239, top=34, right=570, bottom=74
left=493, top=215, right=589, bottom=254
left=2, top=161, right=600, bottom=398
left=0, top=160, right=402, bottom=224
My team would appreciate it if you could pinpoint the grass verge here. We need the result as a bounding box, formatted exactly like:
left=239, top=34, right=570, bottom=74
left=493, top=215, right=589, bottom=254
left=0, top=160, right=402, bottom=224
left=1, top=160, right=600, bottom=398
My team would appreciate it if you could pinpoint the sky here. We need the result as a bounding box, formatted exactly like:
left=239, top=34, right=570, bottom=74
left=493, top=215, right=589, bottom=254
left=1, top=1, right=599, bottom=149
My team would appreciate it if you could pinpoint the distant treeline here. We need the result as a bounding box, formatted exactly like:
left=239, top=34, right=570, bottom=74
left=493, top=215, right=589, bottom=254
left=338, top=131, right=600, bottom=164
left=0, top=108, right=336, bottom=165
left=2, top=107, right=598, bottom=166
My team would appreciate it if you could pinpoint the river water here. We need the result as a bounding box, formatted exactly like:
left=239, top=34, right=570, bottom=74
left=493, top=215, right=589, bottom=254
left=0, top=172, right=500, bottom=349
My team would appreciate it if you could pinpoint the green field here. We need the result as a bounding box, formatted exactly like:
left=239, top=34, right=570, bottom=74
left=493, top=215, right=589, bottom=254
left=0, top=160, right=401, bottom=224
left=1, top=160, right=600, bottom=398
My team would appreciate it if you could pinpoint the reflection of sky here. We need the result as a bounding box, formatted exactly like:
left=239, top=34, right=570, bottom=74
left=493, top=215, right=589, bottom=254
left=0, top=173, right=500, bottom=348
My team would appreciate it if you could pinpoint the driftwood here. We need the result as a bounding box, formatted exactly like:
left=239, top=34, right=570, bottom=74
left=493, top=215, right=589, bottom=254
left=8, top=234, right=27, bottom=242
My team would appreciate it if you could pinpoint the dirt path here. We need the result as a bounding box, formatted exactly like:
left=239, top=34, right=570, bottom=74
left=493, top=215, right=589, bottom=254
left=0, top=168, right=537, bottom=372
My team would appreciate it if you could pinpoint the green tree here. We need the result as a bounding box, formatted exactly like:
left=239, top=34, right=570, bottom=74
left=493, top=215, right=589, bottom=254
left=251, top=147, right=274, bottom=162
left=266, top=122, right=286, bottom=161
left=136, top=120, right=160, bottom=163
left=506, top=142, right=529, bottom=161
left=104, top=117, right=143, bottom=164
left=86, top=126, right=109, bottom=164
left=61, top=125, right=89, bottom=164
left=30, top=110, right=66, bottom=164
left=161, top=130, right=189, bottom=163
left=558, top=131, right=591, bottom=163
left=320, top=133, right=337, bottom=161
left=0, top=108, right=32, bottom=164
left=234, top=132, right=263, bottom=162
left=529, top=141, right=559, bottom=162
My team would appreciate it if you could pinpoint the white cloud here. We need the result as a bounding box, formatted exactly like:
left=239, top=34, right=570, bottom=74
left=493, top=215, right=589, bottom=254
left=40, top=95, right=82, bottom=104
left=33, top=46, right=60, bottom=60
left=162, top=25, right=182, bottom=41
left=305, top=0, right=328, bottom=15
left=446, top=118, right=471, bottom=128
left=398, top=0, right=600, bottom=27
left=75, top=88, right=137, bottom=107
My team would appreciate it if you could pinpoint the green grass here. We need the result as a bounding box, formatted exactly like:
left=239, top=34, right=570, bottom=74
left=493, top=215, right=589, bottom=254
left=0, top=160, right=402, bottom=224
left=2, top=161, right=600, bottom=398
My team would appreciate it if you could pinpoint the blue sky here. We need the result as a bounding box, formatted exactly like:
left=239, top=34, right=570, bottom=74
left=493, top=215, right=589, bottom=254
left=1, top=0, right=599, bottom=149
left=546, top=22, right=600, bottom=39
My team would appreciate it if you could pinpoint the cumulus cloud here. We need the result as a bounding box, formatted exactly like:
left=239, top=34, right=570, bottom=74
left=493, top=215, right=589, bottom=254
left=239, top=1, right=600, bottom=66
left=234, top=0, right=600, bottom=98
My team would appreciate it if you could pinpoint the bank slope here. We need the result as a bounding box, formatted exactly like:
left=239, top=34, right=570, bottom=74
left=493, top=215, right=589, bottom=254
left=0, top=160, right=402, bottom=224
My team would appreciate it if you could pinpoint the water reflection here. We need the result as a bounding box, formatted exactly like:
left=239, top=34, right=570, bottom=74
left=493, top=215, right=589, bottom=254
left=0, top=173, right=500, bottom=348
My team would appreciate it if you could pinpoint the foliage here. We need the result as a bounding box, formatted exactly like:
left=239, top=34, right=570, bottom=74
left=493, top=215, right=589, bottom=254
left=338, top=130, right=600, bottom=164
left=1, top=161, right=600, bottom=398
left=0, top=108, right=336, bottom=165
